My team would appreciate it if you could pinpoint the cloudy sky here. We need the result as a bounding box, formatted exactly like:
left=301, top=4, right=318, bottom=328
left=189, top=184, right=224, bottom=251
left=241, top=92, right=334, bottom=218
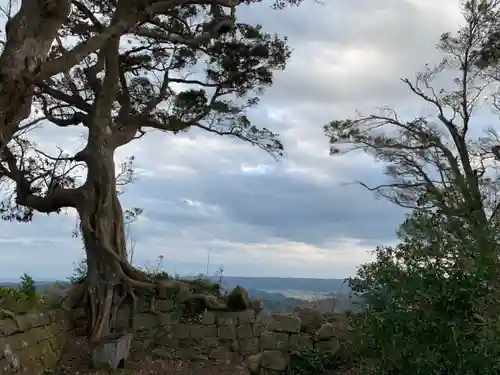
left=0, top=0, right=467, bottom=281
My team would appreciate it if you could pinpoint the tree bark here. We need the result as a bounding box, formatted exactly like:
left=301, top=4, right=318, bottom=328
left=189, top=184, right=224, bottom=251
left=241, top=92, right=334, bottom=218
left=71, top=142, right=226, bottom=342
left=0, top=0, right=71, bottom=149
left=76, top=146, right=143, bottom=342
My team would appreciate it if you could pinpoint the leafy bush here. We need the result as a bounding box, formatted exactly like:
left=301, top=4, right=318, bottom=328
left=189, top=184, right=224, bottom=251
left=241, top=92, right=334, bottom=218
left=288, top=348, right=340, bottom=375
left=0, top=287, right=27, bottom=301
left=348, top=211, right=500, bottom=375
left=0, top=274, right=40, bottom=311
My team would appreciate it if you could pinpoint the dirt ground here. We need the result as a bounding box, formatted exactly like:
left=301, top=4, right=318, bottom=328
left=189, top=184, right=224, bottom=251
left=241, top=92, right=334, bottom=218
left=54, top=335, right=250, bottom=375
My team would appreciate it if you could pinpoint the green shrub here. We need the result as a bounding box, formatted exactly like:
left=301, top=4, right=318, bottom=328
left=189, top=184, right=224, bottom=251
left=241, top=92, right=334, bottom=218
left=19, top=273, right=36, bottom=299
left=0, top=274, right=40, bottom=311
left=348, top=211, right=500, bottom=375
left=147, top=270, right=172, bottom=280
left=190, top=273, right=221, bottom=295
left=288, top=348, right=339, bottom=375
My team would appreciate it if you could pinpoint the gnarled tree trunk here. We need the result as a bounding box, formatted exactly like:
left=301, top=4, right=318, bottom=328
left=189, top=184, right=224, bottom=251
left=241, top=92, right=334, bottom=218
left=72, top=137, right=225, bottom=342
left=76, top=146, right=149, bottom=342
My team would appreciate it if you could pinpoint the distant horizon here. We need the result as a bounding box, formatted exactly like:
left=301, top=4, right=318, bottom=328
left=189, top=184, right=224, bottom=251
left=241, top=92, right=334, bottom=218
left=0, top=275, right=348, bottom=283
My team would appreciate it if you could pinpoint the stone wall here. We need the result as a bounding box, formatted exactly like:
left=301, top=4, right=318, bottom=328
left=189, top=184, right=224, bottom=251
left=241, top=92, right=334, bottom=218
left=246, top=312, right=343, bottom=375
left=0, top=285, right=344, bottom=374
left=0, top=309, right=69, bottom=374
left=71, top=294, right=346, bottom=374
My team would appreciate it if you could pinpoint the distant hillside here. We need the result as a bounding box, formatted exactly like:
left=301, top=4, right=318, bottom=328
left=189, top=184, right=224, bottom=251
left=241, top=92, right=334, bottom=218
left=0, top=278, right=362, bottom=313
left=246, top=288, right=303, bottom=313
left=246, top=288, right=361, bottom=314
left=211, top=277, right=350, bottom=294
left=2, top=277, right=349, bottom=293
left=1, top=276, right=349, bottom=293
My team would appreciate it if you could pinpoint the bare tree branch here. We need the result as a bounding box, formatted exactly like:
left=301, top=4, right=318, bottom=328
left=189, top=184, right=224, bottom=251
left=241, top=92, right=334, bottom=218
left=325, top=3, right=498, bottom=242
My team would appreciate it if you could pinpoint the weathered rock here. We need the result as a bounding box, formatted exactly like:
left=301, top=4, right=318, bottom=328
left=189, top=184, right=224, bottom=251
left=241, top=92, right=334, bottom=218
left=315, top=323, right=336, bottom=340
left=252, top=322, right=266, bottom=337
left=289, top=333, right=313, bottom=351
left=216, top=312, right=237, bottom=326
left=236, top=324, right=254, bottom=339
left=209, top=344, right=232, bottom=360
left=199, top=310, right=216, bottom=325
left=260, top=350, right=289, bottom=371
left=156, top=299, right=174, bottom=312
left=227, top=286, right=251, bottom=311
left=239, top=338, right=260, bottom=355
left=190, top=324, right=217, bottom=340
left=267, top=313, right=301, bottom=333
left=294, top=307, right=325, bottom=333
left=199, top=337, right=220, bottom=350
left=217, top=324, right=236, bottom=340
left=260, top=331, right=288, bottom=351
left=246, top=353, right=262, bottom=375
left=236, top=309, right=256, bottom=324
left=230, top=340, right=239, bottom=352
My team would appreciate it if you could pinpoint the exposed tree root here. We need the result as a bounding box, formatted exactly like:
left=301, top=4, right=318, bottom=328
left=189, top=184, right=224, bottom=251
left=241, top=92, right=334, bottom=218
left=63, top=263, right=230, bottom=343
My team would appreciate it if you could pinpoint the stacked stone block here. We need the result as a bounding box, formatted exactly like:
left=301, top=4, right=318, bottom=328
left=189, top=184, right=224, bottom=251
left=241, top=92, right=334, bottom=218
left=0, top=309, right=69, bottom=374
left=70, top=294, right=345, bottom=374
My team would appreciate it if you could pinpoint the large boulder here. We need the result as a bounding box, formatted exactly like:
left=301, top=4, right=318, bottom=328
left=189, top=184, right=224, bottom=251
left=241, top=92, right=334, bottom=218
left=227, top=286, right=251, bottom=311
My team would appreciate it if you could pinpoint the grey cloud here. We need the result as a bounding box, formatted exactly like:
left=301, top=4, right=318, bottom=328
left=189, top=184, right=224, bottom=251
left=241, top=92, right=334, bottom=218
left=0, top=0, right=462, bottom=280
left=122, top=158, right=406, bottom=248
left=0, top=215, right=82, bottom=280
left=240, top=0, right=459, bottom=108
